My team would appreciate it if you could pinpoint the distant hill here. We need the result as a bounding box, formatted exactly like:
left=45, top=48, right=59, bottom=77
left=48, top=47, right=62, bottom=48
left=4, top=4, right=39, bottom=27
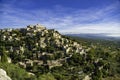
left=65, top=33, right=120, bottom=41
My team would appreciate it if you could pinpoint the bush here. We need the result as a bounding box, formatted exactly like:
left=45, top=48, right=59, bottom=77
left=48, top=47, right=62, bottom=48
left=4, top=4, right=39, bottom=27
left=0, top=63, right=36, bottom=80
left=38, top=73, right=55, bottom=80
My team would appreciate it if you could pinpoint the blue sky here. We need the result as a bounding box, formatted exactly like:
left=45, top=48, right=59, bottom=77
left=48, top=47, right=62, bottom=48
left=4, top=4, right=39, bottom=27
left=0, top=0, right=120, bottom=37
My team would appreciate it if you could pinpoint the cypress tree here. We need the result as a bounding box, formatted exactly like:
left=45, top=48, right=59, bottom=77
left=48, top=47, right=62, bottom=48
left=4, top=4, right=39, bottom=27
left=0, top=46, right=8, bottom=63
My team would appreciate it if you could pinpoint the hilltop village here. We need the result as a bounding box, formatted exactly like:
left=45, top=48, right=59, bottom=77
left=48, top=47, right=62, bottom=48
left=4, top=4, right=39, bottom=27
left=0, top=24, right=87, bottom=69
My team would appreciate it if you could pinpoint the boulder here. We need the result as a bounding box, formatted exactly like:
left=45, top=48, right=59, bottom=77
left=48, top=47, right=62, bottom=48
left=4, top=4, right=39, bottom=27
left=0, top=68, right=12, bottom=80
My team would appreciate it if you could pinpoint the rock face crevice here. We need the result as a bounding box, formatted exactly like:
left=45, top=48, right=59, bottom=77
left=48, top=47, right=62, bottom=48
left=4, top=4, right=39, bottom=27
left=0, top=69, right=11, bottom=80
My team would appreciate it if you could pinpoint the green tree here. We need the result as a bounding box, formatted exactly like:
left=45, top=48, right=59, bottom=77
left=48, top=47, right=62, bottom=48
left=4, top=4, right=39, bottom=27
left=0, top=46, right=8, bottom=63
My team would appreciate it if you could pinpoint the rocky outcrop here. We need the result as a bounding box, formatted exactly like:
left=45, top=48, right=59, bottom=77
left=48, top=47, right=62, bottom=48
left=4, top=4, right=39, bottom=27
left=0, top=69, right=11, bottom=80
left=0, top=24, right=87, bottom=74
left=83, top=75, right=91, bottom=80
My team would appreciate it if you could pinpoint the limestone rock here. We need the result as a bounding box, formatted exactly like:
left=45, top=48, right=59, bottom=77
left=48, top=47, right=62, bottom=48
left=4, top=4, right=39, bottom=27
left=83, top=75, right=91, bottom=80
left=0, top=69, right=12, bottom=80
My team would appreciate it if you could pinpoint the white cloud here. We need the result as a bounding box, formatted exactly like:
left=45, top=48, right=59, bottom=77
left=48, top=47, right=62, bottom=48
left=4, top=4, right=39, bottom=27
left=107, top=34, right=120, bottom=37
left=59, top=22, right=120, bottom=33
left=0, top=1, right=120, bottom=37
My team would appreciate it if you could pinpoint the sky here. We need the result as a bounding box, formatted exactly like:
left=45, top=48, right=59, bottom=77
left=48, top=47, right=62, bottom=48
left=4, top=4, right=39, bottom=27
left=0, top=0, right=120, bottom=37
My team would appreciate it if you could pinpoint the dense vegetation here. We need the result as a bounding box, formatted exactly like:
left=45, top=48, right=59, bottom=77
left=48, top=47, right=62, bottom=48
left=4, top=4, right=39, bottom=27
left=63, top=36, right=120, bottom=80
left=0, top=26, right=120, bottom=80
